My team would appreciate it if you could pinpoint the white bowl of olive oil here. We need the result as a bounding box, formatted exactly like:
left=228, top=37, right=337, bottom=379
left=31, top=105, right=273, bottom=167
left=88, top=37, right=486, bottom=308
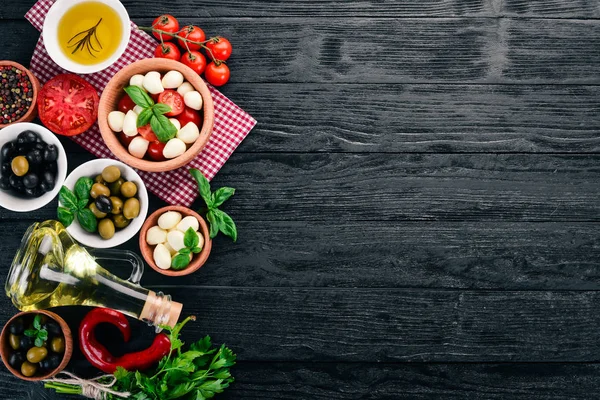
left=43, top=0, right=130, bottom=74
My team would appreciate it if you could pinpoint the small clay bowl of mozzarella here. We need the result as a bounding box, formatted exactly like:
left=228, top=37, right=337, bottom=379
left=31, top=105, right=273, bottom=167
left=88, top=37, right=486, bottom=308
left=139, top=205, right=212, bottom=277
left=98, top=58, right=214, bottom=172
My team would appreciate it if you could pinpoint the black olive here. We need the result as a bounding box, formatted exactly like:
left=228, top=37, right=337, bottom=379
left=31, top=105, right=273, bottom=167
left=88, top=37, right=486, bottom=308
left=39, top=181, right=51, bottom=193
left=43, top=145, right=58, bottom=162
left=23, top=173, right=39, bottom=189
left=19, top=335, right=32, bottom=349
left=44, top=353, right=62, bottom=370
left=43, top=162, right=57, bottom=173
left=34, top=142, right=45, bottom=151
left=95, top=195, right=113, bottom=214
left=1, top=163, right=10, bottom=175
left=24, top=187, right=42, bottom=198
left=26, top=149, right=43, bottom=165
left=8, top=351, right=25, bottom=369
left=42, top=321, right=61, bottom=336
left=9, top=318, right=24, bottom=335
left=0, top=176, right=10, bottom=190
left=42, top=171, right=55, bottom=187
left=1, top=142, right=16, bottom=160
left=9, top=175, right=23, bottom=190
left=17, top=130, right=38, bottom=144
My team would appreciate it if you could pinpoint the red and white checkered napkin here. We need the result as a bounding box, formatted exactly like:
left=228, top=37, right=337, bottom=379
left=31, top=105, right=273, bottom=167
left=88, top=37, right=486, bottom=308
left=25, top=0, right=256, bottom=206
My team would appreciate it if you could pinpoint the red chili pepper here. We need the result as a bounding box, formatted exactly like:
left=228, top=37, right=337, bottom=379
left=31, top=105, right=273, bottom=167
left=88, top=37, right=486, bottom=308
left=79, top=308, right=171, bottom=373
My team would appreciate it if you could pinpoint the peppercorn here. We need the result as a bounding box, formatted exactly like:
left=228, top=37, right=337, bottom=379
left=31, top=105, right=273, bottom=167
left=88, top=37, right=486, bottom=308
left=0, top=66, right=33, bottom=124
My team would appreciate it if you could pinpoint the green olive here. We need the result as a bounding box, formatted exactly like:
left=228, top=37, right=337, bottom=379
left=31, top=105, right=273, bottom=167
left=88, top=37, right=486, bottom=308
left=109, top=196, right=123, bottom=215
left=90, top=183, right=110, bottom=199
left=98, top=218, right=115, bottom=239
left=112, top=213, right=130, bottom=229
left=50, top=336, right=65, bottom=353
left=109, top=177, right=125, bottom=196
left=20, top=361, right=37, bottom=377
left=89, top=202, right=107, bottom=219
left=120, top=181, right=137, bottom=198
left=123, top=198, right=140, bottom=220
left=94, top=174, right=106, bottom=184
left=102, top=166, right=121, bottom=183
left=26, top=346, right=48, bottom=363
left=9, top=334, right=20, bottom=350
left=11, top=156, right=29, bottom=177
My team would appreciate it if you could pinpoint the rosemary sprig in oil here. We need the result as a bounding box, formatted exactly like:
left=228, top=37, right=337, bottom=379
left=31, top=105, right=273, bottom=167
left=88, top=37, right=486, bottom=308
left=67, top=18, right=103, bottom=57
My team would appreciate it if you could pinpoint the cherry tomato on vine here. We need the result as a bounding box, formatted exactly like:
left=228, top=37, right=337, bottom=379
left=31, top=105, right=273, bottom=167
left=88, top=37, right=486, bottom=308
left=118, top=94, right=136, bottom=113
left=204, top=62, right=230, bottom=87
left=176, top=107, right=202, bottom=128
left=152, top=14, right=179, bottom=41
left=154, top=42, right=181, bottom=61
left=158, top=90, right=184, bottom=117
left=180, top=51, right=207, bottom=75
left=176, top=25, right=206, bottom=51
left=147, top=141, right=167, bottom=161
left=205, top=37, right=232, bottom=61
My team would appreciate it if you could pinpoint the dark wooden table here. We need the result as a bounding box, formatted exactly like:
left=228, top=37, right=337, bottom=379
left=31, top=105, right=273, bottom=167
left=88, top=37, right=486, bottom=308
left=1, top=0, right=600, bottom=398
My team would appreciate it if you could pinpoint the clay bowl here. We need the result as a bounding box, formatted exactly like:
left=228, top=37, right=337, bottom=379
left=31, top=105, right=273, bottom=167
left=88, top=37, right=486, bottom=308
left=98, top=58, right=214, bottom=172
left=0, top=310, right=73, bottom=381
left=139, top=205, right=212, bottom=276
left=0, top=61, right=40, bottom=128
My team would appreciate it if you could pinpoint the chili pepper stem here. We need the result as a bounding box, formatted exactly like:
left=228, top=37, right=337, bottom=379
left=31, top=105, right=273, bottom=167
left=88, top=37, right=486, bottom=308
left=138, top=26, right=222, bottom=63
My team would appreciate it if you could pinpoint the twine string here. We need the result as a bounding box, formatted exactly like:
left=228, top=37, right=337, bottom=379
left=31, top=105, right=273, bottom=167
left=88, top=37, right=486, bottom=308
left=44, top=371, right=131, bottom=399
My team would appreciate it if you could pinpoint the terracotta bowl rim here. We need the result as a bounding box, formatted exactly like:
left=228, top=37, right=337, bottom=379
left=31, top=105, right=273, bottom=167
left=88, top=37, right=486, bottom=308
left=0, top=310, right=73, bottom=381
left=0, top=61, right=40, bottom=129
left=98, top=58, right=214, bottom=172
left=139, top=205, right=212, bottom=277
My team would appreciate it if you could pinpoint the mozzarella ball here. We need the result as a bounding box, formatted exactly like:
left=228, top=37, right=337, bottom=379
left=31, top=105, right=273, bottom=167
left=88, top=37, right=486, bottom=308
left=176, top=82, right=194, bottom=96
left=183, top=91, right=203, bottom=110
left=122, top=110, right=139, bottom=137
left=158, top=211, right=182, bottom=230
left=133, top=105, right=145, bottom=115
left=167, top=230, right=186, bottom=251
left=143, top=71, right=164, bottom=94
left=108, top=111, right=125, bottom=132
left=163, top=138, right=187, bottom=159
left=164, top=241, right=178, bottom=256
left=129, top=74, right=144, bottom=87
left=162, top=70, right=184, bottom=89
left=176, top=216, right=199, bottom=232
left=176, top=122, right=200, bottom=144
left=169, top=118, right=181, bottom=131
left=128, top=136, right=149, bottom=158
left=146, top=225, right=167, bottom=245
left=153, top=244, right=172, bottom=270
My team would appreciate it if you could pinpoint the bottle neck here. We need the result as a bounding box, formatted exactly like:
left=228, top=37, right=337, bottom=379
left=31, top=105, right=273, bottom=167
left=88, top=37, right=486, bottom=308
left=140, top=291, right=183, bottom=329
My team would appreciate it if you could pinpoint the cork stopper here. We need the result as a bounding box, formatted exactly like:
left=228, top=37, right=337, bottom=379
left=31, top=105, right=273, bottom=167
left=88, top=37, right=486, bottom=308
left=140, top=291, right=183, bottom=328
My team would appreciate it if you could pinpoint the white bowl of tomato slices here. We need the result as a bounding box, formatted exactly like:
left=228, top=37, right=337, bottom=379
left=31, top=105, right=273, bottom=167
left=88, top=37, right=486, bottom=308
left=98, top=58, right=214, bottom=172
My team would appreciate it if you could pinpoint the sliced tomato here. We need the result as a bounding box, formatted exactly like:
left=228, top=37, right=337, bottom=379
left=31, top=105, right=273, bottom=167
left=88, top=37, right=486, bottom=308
left=118, top=94, right=136, bottom=113
left=117, top=131, right=135, bottom=147
left=147, top=141, right=166, bottom=161
left=138, top=124, right=158, bottom=142
left=176, top=106, right=202, bottom=128
left=37, top=74, right=99, bottom=136
left=158, top=90, right=184, bottom=117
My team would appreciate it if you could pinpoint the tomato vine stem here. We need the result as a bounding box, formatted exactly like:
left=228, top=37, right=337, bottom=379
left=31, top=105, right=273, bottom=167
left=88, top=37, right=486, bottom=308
left=138, top=26, right=222, bottom=64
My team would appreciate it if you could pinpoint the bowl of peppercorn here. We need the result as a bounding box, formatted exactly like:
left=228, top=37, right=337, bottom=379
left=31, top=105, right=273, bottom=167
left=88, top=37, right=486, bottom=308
left=0, top=310, right=73, bottom=381
left=0, top=61, right=40, bottom=128
left=0, top=122, right=67, bottom=212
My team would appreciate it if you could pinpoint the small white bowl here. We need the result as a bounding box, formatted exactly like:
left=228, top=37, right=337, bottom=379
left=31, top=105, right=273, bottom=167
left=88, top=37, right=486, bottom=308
left=61, top=159, right=148, bottom=248
left=43, top=0, right=131, bottom=74
left=0, top=122, right=67, bottom=212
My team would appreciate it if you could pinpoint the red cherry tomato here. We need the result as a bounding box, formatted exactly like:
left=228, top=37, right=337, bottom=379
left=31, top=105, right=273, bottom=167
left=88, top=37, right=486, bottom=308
left=138, top=124, right=158, bottom=142
left=158, top=90, right=184, bottom=117
left=118, top=94, right=136, bottom=113
left=176, top=25, right=205, bottom=51
left=154, top=42, right=181, bottom=61
left=176, top=106, right=202, bottom=128
left=147, top=141, right=167, bottom=161
left=118, top=132, right=135, bottom=148
left=180, top=51, right=207, bottom=75
left=152, top=14, right=179, bottom=41
left=150, top=92, right=160, bottom=102
left=204, top=62, right=230, bottom=87
left=205, top=37, right=232, bottom=61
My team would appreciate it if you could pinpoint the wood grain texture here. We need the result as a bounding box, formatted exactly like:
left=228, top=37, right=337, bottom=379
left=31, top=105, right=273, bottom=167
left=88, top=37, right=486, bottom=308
left=503, top=1, right=600, bottom=18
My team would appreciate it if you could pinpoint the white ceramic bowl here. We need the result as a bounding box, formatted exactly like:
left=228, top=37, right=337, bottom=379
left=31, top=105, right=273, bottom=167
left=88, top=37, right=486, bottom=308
left=43, top=0, right=131, bottom=74
left=0, top=122, right=67, bottom=212
left=61, top=159, right=148, bottom=248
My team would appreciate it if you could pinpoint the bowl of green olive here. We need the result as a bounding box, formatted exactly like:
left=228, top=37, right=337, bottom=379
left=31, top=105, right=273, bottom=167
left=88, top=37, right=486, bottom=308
left=0, top=310, right=72, bottom=381
left=59, top=159, right=148, bottom=248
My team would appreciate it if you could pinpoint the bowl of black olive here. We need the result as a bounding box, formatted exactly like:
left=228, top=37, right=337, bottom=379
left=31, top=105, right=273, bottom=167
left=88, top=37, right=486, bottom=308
left=0, top=122, right=67, bottom=211
left=0, top=310, right=72, bottom=381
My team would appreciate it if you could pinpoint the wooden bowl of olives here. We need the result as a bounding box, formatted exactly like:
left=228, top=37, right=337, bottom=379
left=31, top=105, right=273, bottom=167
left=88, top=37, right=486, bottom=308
left=0, top=310, right=72, bottom=381
left=60, top=159, right=148, bottom=248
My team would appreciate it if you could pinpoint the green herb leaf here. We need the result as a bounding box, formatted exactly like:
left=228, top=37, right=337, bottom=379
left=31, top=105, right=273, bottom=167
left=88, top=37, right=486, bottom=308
left=179, top=247, right=191, bottom=255
left=137, top=108, right=154, bottom=128
left=24, top=329, right=36, bottom=338
left=59, top=186, right=78, bottom=210
left=35, top=337, right=43, bottom=347
left=171, top=254, right=191, bottom=270
left=124, top=86, right=154, bottom=108
left=183, top=227, right=199, bottom=248
left=212, top=187, right=235, bottom=208
left=38, top=330, right=48, bottom=341
left=74, top=177, right=93, bottom=202
left=191, top=247, right=202, bottom=254
left=150, top=114, right=177, bottom=143
left=78, top=208, right=98, bottom=233
left=206, top=210, right=219, bottom=239
left=213, top=209, right=237, bottom=242
left=77, top=198, right=89, bottom=210
left=152, top=103, right=171, bottom=115
left=33, top=315, right=41, bottom=329
left=189, top=169, right=212, bottom=207
left=57, top=206, right=75, bottom=227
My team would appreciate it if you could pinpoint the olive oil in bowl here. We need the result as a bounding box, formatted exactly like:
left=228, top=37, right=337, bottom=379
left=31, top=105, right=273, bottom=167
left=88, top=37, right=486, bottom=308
left=57, top=1, right=123, bottom=65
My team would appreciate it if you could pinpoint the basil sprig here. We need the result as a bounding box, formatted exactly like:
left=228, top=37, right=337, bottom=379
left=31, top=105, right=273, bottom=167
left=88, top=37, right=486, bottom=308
left=171, top=227, right=204, bottom=270
left=123, top=86, right=177, bottom=143
left=57, top=177, right=97, bottom=233
left=190, top=168, right=238, bottom=242
left=24, top=315, right=48, bottom=348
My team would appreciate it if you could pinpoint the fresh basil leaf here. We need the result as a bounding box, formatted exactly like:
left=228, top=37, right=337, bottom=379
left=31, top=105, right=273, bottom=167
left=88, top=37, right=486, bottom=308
left=74, top=177, right=93, bottom=202
left=206, top=210, right=219, bottom=239
left=150, top=114, right=177, bottom=143
left=183, top=227, right=199, bottom=248
left=179, top=247, right=191, bottom=255
left=124, top=85, right=154, bottom=108
left=171, top=254, right=191, bottom=270
left=137, top=108, right=154, bottom=127
left=189, top=168, right=212, bottom=207
left=212, top=187, right=235, bottom=207
left=59, top=186, right=77, bottom=210
left=35, top=337, right=43, bottom=347
left=57, top=206, right=75, bottom=227
left=38, top=330, right=48, bottom=340
left=33, top=315, right=42, bottom=329
left=78, top=208, right=98, bottom=233
left=214, top=209, right=237, bottom=242
left=191, top=247, right=202, bottom=254
left=78, top=198, right=89, bottom=210
left=152, top=103, right=171, bottom=115
left=24, top=329, right=36, bottom=337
